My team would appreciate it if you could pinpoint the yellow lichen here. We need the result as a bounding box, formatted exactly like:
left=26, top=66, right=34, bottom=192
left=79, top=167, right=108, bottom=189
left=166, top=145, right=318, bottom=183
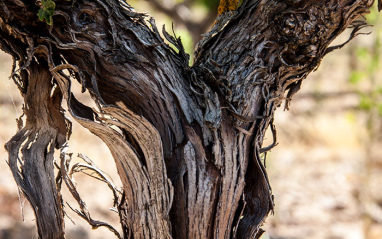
left=217, top=0, right=239, bottom=16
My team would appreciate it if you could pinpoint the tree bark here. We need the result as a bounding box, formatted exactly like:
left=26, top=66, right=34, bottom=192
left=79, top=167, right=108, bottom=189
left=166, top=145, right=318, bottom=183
left=0, top=0, right=375, bottom=238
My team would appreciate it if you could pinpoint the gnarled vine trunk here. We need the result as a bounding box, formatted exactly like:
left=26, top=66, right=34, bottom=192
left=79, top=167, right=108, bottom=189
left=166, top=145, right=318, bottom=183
left=0, top=0, right=375, bottom=238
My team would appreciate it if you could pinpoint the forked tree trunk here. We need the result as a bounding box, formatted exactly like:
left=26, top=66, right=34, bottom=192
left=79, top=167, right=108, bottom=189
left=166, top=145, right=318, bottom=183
left=0, top=0, right=375, bottom=238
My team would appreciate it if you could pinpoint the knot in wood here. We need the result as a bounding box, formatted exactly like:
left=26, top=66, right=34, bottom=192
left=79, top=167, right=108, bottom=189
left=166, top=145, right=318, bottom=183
left=277, top=12, right=317, bottom=43
left=273, top=11, right=320, bottom=66
left=78, top=12, right=95, bottom=25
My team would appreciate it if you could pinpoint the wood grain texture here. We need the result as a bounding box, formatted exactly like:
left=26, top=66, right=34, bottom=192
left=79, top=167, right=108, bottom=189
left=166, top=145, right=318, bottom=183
left=0, top=0, right=376, bottom=238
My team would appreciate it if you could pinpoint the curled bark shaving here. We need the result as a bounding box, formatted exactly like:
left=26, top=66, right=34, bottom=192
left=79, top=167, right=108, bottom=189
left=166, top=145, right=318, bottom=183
left=0, top=0, right=376, bottom=238
left=72, top=153, right=123, bottom=205
left=59, top=145, right=122, bottom=239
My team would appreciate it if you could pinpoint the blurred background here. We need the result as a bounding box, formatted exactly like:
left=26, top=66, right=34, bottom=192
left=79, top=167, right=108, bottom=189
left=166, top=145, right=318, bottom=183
left=0, top=0, right=382, bottom=238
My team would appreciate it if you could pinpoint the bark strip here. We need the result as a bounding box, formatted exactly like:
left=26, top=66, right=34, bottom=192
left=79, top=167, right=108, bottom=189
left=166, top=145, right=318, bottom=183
left=5, top=61, right=67, bottom=239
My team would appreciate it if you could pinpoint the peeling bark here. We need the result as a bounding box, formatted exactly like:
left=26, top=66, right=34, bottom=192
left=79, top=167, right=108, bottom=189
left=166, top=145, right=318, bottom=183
left=0, top=0, right=376, bottom=238
left=5, top=60, right=67, bottom=239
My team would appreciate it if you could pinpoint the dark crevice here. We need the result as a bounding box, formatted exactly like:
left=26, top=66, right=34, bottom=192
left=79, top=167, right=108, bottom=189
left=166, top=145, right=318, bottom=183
left=123, top=129, right=147, bottom=169
left=182, top=170, right=188, bottom=193
left=230, top=196, right=246, bottom=239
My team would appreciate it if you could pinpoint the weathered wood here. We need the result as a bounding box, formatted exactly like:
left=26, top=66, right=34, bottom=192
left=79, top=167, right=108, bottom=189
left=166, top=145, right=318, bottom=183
left=0, top=0, right=375, bottom=238
left=5, top=61, right=67, bottom=239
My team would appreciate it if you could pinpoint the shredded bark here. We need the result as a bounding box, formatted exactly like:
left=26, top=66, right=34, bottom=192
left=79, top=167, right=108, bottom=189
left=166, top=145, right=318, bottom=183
left=0, top=0, right=376, bottom=238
